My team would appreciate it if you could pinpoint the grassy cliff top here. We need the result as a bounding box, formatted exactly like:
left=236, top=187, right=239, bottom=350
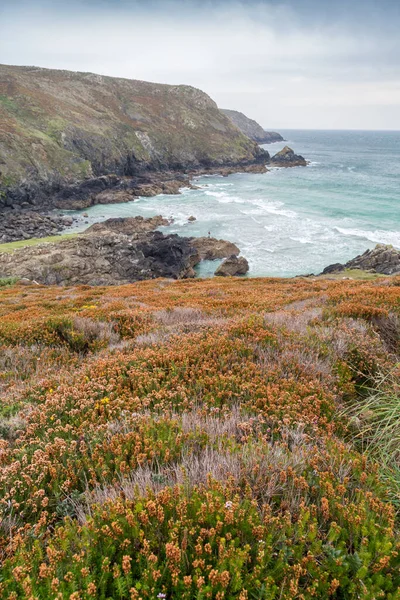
left=0, top=64, right=264, bottom=188
left=0, top=275, right=399, bottom=597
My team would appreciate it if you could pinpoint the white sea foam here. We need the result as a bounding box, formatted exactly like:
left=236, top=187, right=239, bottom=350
left=335, top=227, right=400, bottom=247
left=248, top=198, right=297, bottom=218
left=290, top=236, right=314, bottom=245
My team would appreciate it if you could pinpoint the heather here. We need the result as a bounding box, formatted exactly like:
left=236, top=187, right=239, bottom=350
left=0, top=276, right=399, bottom=599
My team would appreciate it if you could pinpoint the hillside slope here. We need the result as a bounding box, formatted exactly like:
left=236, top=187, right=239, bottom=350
left=0, top=275, right=399, bottom=597
left=221, top=108, right=284, bottom=143
left=0, top=65, right=266, bottom=205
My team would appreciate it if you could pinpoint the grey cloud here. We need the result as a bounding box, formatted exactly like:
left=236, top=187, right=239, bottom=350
left=0, top=0, right=399, bottom=129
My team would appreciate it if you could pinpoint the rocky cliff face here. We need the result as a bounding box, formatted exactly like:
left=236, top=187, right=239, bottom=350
left=0, top=65, right=267, bottom=209
left=220, top=109, right=284, bottom=144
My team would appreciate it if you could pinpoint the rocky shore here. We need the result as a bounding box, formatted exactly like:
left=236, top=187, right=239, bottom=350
left=321, top=244, right=400, bottom=276
left=0, top=211, right=79, bottom=243
left=0, top=217, right=249, bottom=285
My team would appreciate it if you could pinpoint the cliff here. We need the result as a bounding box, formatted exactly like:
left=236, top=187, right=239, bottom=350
left=220, top=109, right=284, bottom=144
left=0, top=65, right=267, bottom=208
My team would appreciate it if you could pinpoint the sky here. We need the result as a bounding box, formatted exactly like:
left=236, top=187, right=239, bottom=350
left=1, top=0, right=400, bottom=130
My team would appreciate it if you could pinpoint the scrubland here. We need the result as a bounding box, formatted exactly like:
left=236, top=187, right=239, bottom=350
left=0, top=275, right=399, bottom=599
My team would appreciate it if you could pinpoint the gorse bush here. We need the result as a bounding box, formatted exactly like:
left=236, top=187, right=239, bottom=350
left=0, top=276, right=399, bottom=598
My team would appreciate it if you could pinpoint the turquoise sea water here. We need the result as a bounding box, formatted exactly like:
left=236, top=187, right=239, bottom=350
left=66, top=130, right=400, bottom=277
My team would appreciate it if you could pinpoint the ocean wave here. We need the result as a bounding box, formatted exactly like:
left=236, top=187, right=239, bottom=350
left=335, top=227, right=400, bottom=247
left=249, top=198, right=297, bottom=218
left=289, top=236, right=314, bottom=245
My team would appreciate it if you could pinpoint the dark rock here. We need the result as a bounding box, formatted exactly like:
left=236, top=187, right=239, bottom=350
left=321, top=263, right=345, bottom=275
left=214, top=255, right=249, bottom=277
left=0, top=211, right=67, bottom=243
left=188, top=216, right=196, bottom=222
left=270, top=146, right=308, bottom=167
left=321, top=244, right=400, bottom=276
left=0, top=230, right=200, bottom=286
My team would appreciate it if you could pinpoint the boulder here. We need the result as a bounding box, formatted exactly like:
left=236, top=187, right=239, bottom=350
left=321, top=244, right=400, bottom=276
left=189, top=237, right=240, bottom=261
left=188, top=216, right=196, bottom=222
left=214, top=255, right=249, bottom=277
left=270, top=146, right=307, bottom=167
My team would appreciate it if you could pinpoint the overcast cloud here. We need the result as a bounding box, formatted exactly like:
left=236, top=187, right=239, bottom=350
left=1, top=0, right=399, bottom=129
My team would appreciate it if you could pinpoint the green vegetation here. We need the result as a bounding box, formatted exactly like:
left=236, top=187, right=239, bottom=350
left=346, top=367, right=400, bottom=509
left=0, top=276, right=18, bottom=287
left=0, top=233, right=78, bottom=254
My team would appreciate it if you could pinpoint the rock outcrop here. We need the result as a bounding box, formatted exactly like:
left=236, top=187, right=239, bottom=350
left=215, top=255, right=249, bottom=277
left=270, top=146, right=308, bottom=167
left=0, top=231, right=200, bottom=285
left=0, top=217, right=251, bottom=285
left=322, top=244, right=400, bottom=276
left=0, top=211, right=75, bottom=243
left=189, top=237, right=240, bottom=261
left=0, top=65, right=268, bottom=210
left=84, top=216, right=171, bottom=236
left=221, top=109, right=284, bottom=144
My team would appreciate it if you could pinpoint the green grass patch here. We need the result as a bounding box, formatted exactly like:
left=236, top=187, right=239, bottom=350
left=345, top=369, right=400, bottom=509
left=0, top=277, right=18, bottom=287
left=321, top=269, right=388, bottom=280
left=0, top=233, right=78, bottom=254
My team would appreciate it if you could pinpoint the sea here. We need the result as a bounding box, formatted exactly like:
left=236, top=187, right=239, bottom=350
left=65, top=130, right=400, bottom=277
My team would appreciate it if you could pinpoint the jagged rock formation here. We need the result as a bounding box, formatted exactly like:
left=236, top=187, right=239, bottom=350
left=215, top=255, right=249, bottom=277
left=270, top=146, right=308, bottom=167
left=221, top=109, right=284, bottom=144
left=188, top=237, right=240, bottom=260
left=0, top=65, right=268, bottom=209
left=0, top=231, right=200, bottom=285
left=322, top=244, right=400, bottom=276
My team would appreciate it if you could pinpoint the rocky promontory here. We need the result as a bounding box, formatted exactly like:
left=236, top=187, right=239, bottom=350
left=0, top=230, right=200, bottom=285
left=188, top=237, right=240, bottom=260
left=270, top=146, right=308, bottom=167
left=321, top=244, right=400, bottom=276
left=0, top=65, right=268, bottom=210
left=0, top=217, right=249, bottom=285
left=220, top=109, right=284, bottom=144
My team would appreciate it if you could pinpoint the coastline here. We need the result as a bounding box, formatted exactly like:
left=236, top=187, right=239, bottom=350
left=0, top=162, right=269, bottom=244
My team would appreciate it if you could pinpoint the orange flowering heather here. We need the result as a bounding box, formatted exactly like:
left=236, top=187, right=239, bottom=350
left=0, top=276, right=399, bottom=598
